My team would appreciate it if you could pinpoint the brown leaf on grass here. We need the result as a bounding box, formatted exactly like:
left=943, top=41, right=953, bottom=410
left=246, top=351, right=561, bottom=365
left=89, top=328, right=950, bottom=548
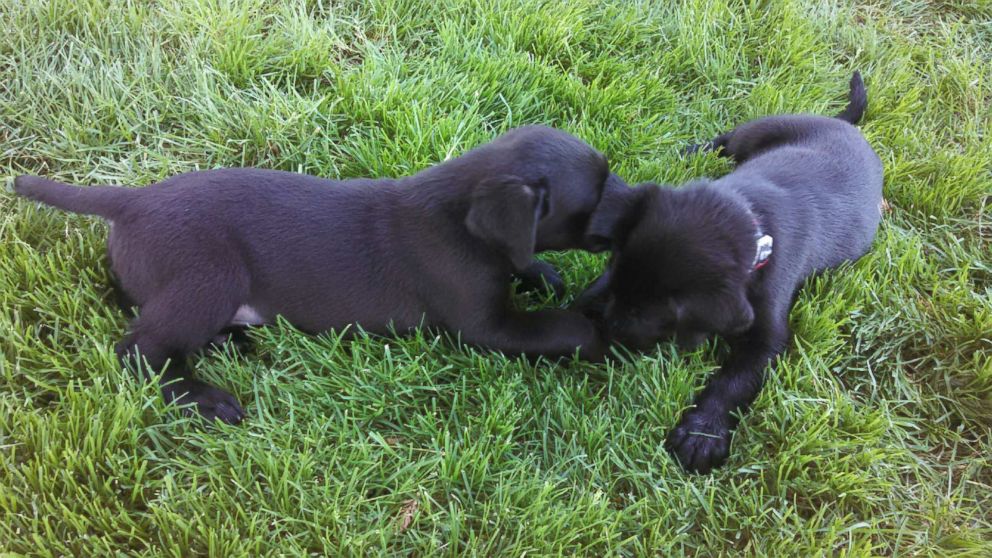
left=395, top=499, right=419, bottom=533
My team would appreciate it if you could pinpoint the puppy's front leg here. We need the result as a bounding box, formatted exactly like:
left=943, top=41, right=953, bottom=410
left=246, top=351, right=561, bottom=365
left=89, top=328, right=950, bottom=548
left=462, top=309, right=605, bottom=362
left=665, top=313, right=790, bottom=473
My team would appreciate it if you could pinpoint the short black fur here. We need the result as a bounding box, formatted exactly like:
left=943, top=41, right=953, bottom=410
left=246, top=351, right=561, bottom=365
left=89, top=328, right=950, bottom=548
left=578, top=73, right=883, bottom=473
left=16, top=125, right=616, bottom=424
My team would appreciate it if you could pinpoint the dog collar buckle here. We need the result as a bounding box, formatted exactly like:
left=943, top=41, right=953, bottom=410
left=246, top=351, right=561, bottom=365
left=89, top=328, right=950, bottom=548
left=753, top=234, right=773, bottom=271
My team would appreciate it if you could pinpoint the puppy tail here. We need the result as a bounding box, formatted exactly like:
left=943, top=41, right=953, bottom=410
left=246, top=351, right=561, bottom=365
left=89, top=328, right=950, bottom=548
left=835, top=71, right=867, bottom=124
left=13, top=175, right=135, bottom=219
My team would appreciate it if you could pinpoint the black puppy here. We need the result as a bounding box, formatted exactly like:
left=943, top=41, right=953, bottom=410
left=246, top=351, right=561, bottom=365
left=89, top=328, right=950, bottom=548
left=578, top=73, right=883, bottom=473
left=16, top=125, right=612, bottom=424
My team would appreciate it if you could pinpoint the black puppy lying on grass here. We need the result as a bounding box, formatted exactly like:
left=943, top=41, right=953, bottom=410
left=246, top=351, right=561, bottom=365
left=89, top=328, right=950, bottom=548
left=15, top=125, right=613, bottom=424
left=578, top=73, right=883, bottom=473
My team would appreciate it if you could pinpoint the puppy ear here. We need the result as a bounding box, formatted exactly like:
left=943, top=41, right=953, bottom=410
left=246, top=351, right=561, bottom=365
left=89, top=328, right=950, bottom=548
left=466, top=175, right=544, bottom=271
left=585, top=175, right=644, bottom=252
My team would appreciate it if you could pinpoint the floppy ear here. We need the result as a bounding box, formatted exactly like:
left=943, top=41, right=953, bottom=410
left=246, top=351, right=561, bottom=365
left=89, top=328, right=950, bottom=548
left=585, top=175, right=644, bottom=252
left=465, top=175, right=544, bottom=271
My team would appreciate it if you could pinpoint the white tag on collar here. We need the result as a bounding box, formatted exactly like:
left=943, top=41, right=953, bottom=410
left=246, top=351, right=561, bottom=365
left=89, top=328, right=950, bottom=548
left=753, top=235, right=773, bottom=270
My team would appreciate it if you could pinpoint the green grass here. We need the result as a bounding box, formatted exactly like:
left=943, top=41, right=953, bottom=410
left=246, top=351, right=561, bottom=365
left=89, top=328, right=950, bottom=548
left=1, top=0, right=990, bottom=555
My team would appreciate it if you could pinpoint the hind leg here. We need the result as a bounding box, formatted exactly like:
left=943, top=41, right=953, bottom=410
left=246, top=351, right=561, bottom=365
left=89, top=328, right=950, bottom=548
left=108, top=269, right=139, bottom=317
left=116, top=272, right=248, bottom=424
left=106, top=246, right=139, bottom=317
left=687, top=115, right=832, bottom=163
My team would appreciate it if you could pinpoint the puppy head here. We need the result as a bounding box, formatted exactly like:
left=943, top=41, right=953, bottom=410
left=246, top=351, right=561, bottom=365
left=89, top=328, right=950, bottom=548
left=587, top=182, right=758, bottom=350
left=465, top=175, right=548, bottom=271
left=489, top=126, right=611, bottom=251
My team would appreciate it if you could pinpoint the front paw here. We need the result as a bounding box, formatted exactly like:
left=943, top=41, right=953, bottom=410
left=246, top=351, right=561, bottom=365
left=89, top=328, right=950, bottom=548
left=536, top=271, right=566, bottom=299
left=514, top=261, right=566, bottom=299
left=577, top=333, right=607, bottom=363
left=665, top=408, right=732, bottom=474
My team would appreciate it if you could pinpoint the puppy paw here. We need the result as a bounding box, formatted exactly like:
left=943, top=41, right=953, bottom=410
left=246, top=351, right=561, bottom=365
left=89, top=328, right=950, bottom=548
left=526, top=272, right=565, bottom=299
left=540, top=272, right=567, bottom=299
left=665, top=409, right=732, bottom=474
left=513, top=260, right=566, bottom=299
left=578, top=336, right=607, bottom=363
left=162, top=378, right=245, bottom=425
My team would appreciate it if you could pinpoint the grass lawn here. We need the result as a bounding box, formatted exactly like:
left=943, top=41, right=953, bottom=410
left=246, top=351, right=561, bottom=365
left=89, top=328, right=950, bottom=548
left=2, top=0, right=990, bottom=555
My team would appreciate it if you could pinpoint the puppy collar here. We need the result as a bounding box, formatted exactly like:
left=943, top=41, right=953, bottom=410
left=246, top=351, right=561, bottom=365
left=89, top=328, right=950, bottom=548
left=752, top=219, right=773, bottom=271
